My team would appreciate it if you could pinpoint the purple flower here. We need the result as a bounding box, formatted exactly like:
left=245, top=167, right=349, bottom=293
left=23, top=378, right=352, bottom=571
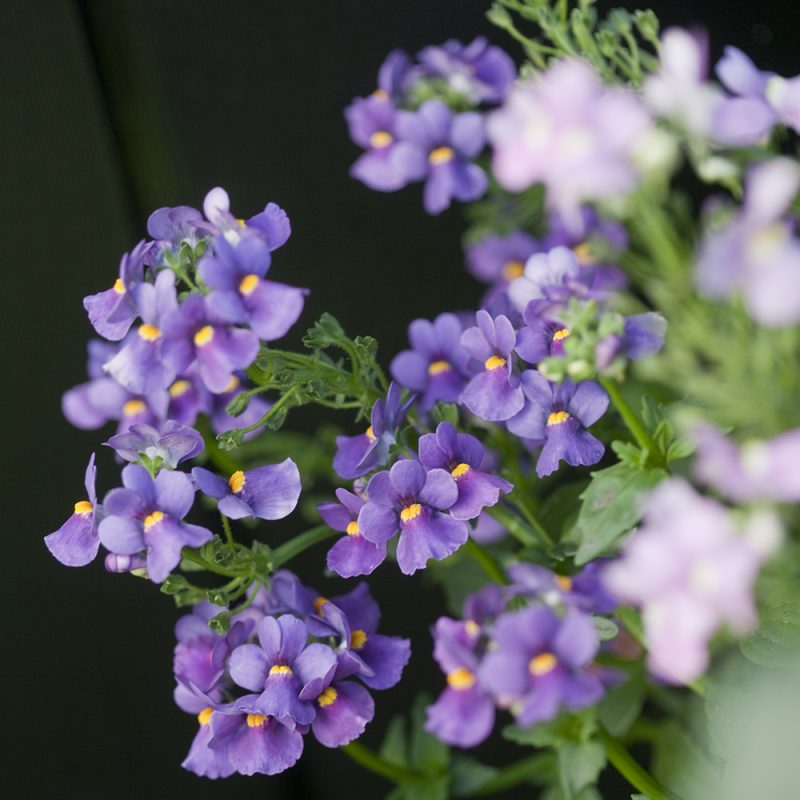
left=507, top=371, right=608, bottom=477
left=308, top=679, right=374, bottom=748
left=359, top=460, right=468, bottom=575
left=147, top=205, right=204, bottom=248
left=228, top=614, right=337, bottom=724
left=426, top=617, right=495, bottom=748
left=180, top=703, right=236, bottom=779
left=488, top=59, right=652, bottom=230
left=459, top=310, right=524, bottom=421
left=604, top=478, right=781, bottom=684
left=417, top=37, right=516, bottom=105
left=161, top=294, right=259, bottom=393
left=594, top=312, right=667, bottom=372
left=479, top=605, right=604, bottom=726
left=418, top=422, right=512, bottom=520
left=320, top=489, right=386, bottom=578
left=515, top=306, right=574, bottom=365
left=465, top=231, right=538, bottom=286
left=333, top=382, right=411, bottom=480
left=105, top=420, right=203, bottom=468
left=192, top=458, right=301, bottom=521
left=390, top=313, right=470, bottom=411
left=506, top=563, right=617, bottom=615
left=376, top=49, right=416, bottom=103
left=198, top=235, right=306, bottom=342
left=98, top=465, right=213, bottom=583
left=696, top=157, right=800, bottom=326
left=44, top=454, right=101, bottom=567
left=200, top=187, right=292, bottom=250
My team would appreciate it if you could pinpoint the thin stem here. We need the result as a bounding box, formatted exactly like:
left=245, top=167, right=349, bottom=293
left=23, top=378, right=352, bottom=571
left=485, top=504, right=545, bottom=549
left=271, top=524, right=336, bottom=569
left=464, top=538, right=508, bottom=586
left=181, top=548, right=239, bottom=578
left=229, top=579, right=260, bottom=617
left=599, top=377, right=660, bottom=462
left=508, top=493, right=553, bottom=546
left=221, top=514, right=234, bottom=546
left=339, top=741, right=419, bottom=784
left=599, top=727, right=686, bottom=800
left=237, top=386, right=299, bottom=436
left=197, top=417, right=242, bottom=474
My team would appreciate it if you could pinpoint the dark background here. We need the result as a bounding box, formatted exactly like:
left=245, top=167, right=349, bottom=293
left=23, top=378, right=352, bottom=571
left=3, top=1, right=800, bottom=797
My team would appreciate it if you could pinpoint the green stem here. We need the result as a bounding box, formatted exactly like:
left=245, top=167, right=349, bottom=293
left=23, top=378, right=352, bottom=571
left=181, top=548, right=239, bottom=578
left=339, top=741, right=419, bottom=784
left=599, top=377, right=660, bottom=462
left=221, top=514, right=234, bottom=546
left=485, top=504, right=545, bottom=549
left=237, top=386, right=299, bottom=437
left=465, top=754, right=550, bottom=796
left=197, top=417, right=242, bottom=474
left=599, top=727, right=686, bottom=800
left=464, top=538, right=508, bottom=585
left=271, top=524, right=336, bottom=569
left=508, top=493, right=553, bottom=546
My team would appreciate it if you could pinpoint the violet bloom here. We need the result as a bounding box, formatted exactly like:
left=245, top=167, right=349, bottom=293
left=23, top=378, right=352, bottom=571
left=319, top=488, right=386, bottom=578
left=594, top=312, right=667, bottom=372
left=459, top=310, right=524, bottom=422
left=417, top=37, right=516, bottom=105
left=604, top=478, right=781, bottom=684
left=105, top=420, right=203, bottom=469
left=198, top=235, right=306, bottom=342
left=506, top=563, right=617, bottom=615
left=426, top=617, right=495, bottom=748
left=359, top=460, right=468, bottom=575
left=418, top=422, right=512, bottom=520
left=103, top=269, right=178, bottom=394
left=376, top=49, right=416, bottom=103
left=693, top=423, right=800, bottom=504
left=180, top=700, right=236, bottom=780
left=696, top=157, right=800, bottom=326
left=83, top=240, right=153, bottom=342
left=308, top=678, right=374, bottom=748
left=147, top=204, right=204, bottom=248
left=98, top=465, right=213, bottom=583
left=333, top=382, right=411, bottom=480
left=488, top=59, right=652, bottom=230
left=507, top=371, right=608, bottom=477
left=515, top=305, right=573, bottom=366
left=465, top=231, right=538, bottom=287
left=166, top=375, right=208, bottom=428
left=345, top=95, right=427, bottom=191
left=192, top=458, right=301, bottom=521
left=479, top=605, right=604, bottom=725
left=395, top=99, right=488, bottom=214
left=161, top=294, right=259, bottom=394
left=390, top=313, right=471, bottom=411
left=228, top=614, right=337, bottom=724
left=200, top=187, right=292, bottom=250
left=44, top=454, right=101, bottom=567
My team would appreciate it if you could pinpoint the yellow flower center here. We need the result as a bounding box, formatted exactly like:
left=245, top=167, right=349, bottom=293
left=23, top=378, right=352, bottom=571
left=552, top=328, right=570, bottom=342
left=223, top=375, right=240, bottom=394
left=346, top=521, right=360, bottom=537
left=447, top=667, right=476, bottom=690
left=228, top=470, right=246, bottom=494
left=168, top=379, right=191, bottom=398
left=370, top=130, right=394, bottom=149
left=74, top=500, right=93, bottom=516
left=427, top=359, right=451, bottom=375
left=555, top=575, right=572, bottom=591
left=464, top=619, right=480, bottom=637
left=197, top=707, right=213, bottom=726
left=366, top=425, right=377, bottom=442
left=528, top=652, right=558, bottom=676
left=400, top=503, right=422, bottom=523
left=429, top=146, right=454, bottom=165
left=246, top=713, right=267, bottom=728
left=143, top=510, right=164, bottom=531
left=350, top=629, right=368, bottom=650
left=484, top=355, right=506, bottom=371
left=113, top=278, right=126, bottom=294
left=194, top=325, right=215, bottom=347
left=239, top=274, right=260, bottom=295
left=502, top=260, right=525, bottom=282
left=451, top=463, right=470, bottom=480
left=314, top=596, right=330, bottom=615
left=372, top=89, right=389, bottom=101
left=269, top=664, right=293, bottom=676
left=122, top=399, right=146, bottom=416
left=572, top=243, right=594, bottom=264
left=547, top=411, right=571, bottom=426
left=318, top=687, right=338, bottom=707
left=138, top=323, right=161, bottom=342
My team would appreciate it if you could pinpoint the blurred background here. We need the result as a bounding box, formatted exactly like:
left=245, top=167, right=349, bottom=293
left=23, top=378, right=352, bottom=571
left=2, top=1, right=800, bottom=796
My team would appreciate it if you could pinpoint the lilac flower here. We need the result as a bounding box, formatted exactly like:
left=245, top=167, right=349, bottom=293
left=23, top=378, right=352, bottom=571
left=105, top=421, right=203, bottom=468
left=693, top=423, right=800, bottom=504
left=479, top=605, right=604, bottom=725
left=104, top=553, right=146, bottom=573
left=395, top=99, right=488, bottom=214
left=308, top=679, right=374, bottom=748
left=426, top=617, right=495, bottom=748
left=83, top=241, right=153, bottom=342
left=192, top=458, right=301, bottom=521
left=594, top=312, right=667, bottom=372
left=696, top=158, right=800, bottom=326
left=515, top=307, right=574, bottom=365
left=44, top=454, right=101, bottom=567
left=161, top=294, right=259, bottom=393
left=417, top=37, right=516, bottom=105
left=507, top=371, right=608, bottom=477
left=98, top=465, right=213, bottom=583
left=465, top=231, right=538, bottom=286
left=180, top=702, right=236, bottom=779
left=390, top=313, right=470, bottom=411
left=228, top=614, right=337, bottom=724
left=200, top=187, right=292, bottom=250
left=488, top=59, right=652, bottom=230
left=147, top=205, right=204, bottom=248
left=459, top=310, right=524, bottom=421
left=320, top=489, right=386, bottom=578
left=604, top=478, right=781, bottom=684
left=345, top=95, right=427, bottom=191
left=333, top=382, right=411, bottom=480
left=103, top=269, right=178, bottom=393
left=376, top=49, right=416, bottom=103
left=418, top=422, right=512, bottom=520
left=198, top=235, right=306, bottom=342
left=166, top=375, right=208, bottom=427
left=506, top=562, right=617, bottom=614
left=359, top=460, right=468, bottom=574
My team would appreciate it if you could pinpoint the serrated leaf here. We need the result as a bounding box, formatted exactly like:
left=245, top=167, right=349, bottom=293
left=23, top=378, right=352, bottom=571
left=574, top=463, right=666, bottom=565
left=740, top=603, right=800, bottom=667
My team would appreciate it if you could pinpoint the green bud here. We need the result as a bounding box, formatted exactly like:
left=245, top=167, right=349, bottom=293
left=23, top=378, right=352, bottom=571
left=225, top=392, right=251, bottom=418
left=208, top=612, right=232, bottom=634
left=217, top=429, right=244, bottom=451
left=567, top=359, right=593, bottom=381
left=633, top=9, right=659, bottom=41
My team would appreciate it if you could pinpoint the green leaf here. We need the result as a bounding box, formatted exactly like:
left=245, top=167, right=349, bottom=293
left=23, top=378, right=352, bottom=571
left=503, top=710, right=597, bottom=749
left=558, top=741, right=607, bottom=796
left=573, top=462, right=666, bottom=565
left=740, top=603, right=800, bottom=667
left=449, top=757, right=498, bottom=797
left=409, top=694, right=449, bottom=773
left=387, top=776, right=449, bottom=800
left=599, top=672, right=645, bottom=736
left=430, top=402, right=460, bottom=426
left=592, top=616, right=619, bottom=642
left=380, top=715, right=409, bottom=768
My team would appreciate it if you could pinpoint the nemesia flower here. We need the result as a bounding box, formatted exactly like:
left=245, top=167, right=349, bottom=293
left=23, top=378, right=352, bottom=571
left=199, top=187, right=292, bottom=250
left=105, top=420, right=203, bottom=468
left=594, top=312, right=668, bottom=372
left=376, top=49, right=415, bottom=103
left=147, top=205, right=204, bottom=249
left=390, top=312, right=471, bottom=411
left=507, top=371, right=608, bottom=477
left=488, top=58, right=652, bottom=229
left=180, top=696, right=236, bottom=780
left=359, top=459, right=468, bottom=575
left=506, top=562, right=617, bottom=614
left=603, top=478, right=781, bottom=684
left=192, top=458, right=301, bottom=521
left=104, top=553, right=146, bottom=573
left=459, top=310, right=523, bottom=421
left=465, top=231, right=538, bottom=286
left=308, top=678, right=375, bottom=748
left=98, top=465, right=213, bottom=583
left=418, top=422, right=512, bottom=520
left=44, top=454, right=101, bottom=567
